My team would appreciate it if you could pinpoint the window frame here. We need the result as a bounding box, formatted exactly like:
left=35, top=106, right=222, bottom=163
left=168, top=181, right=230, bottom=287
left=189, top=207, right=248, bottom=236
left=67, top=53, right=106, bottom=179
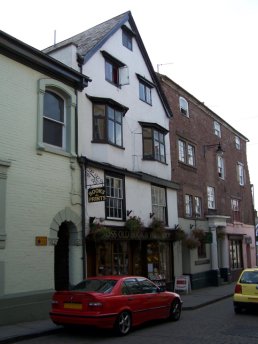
left=185, top=194, right=193, bottom=217
left=151, top=185, right=167, bottom=224
left=217, top=155, right=225, bottom=179
left=178, top=139, right=196, bottom=166
left=37, top=79, right=76, bottom=156
left=235, top=136, right=241, bottom=150
left=105, top=174, right=125, bottom=220
left=179, top=96, right=189, bottom=117
left=43, top=90, right=65, bottom=149
left=207, top=186, right=216, bottom=209
left=91, top=98, right=128, bottom=148
left=136, top=74, right=154, bottom=105
left=140, top=123, right=167, bottom=163
left=122, top=27, right=133, bottom=51
left=102, top=51, right=126, bottom=87
left=237, top=162, right=245, bottom=186
left=231, top=198, right=241, bottom=222
left=214, top=121, right=221, bottom=137
left=194, top=196, right=202, bottom=217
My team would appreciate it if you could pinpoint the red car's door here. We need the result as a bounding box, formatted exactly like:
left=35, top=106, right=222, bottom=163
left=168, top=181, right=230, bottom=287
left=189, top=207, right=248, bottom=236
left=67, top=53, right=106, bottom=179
left=137, top=278, right=170, bottom=320
left=119, top=278, right=152, bottom=325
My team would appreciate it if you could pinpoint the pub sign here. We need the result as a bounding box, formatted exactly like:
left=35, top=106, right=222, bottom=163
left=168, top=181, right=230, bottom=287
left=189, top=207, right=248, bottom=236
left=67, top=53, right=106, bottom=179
left=88, top=186, right=106, bottom=203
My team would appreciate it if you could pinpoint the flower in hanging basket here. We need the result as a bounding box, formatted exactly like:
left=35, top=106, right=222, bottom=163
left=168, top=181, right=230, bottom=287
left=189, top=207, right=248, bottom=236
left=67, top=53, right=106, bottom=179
left=175, top=228, right=186, bottom=241
left=90, top=223, right=112, bottom=241
left=125, top=216, right=143, bottom=232
left=183, top=235, right=201, bottom=249
left=192, top=228, right=206, bottom=241
left=148, top=218, right=165, bottom=238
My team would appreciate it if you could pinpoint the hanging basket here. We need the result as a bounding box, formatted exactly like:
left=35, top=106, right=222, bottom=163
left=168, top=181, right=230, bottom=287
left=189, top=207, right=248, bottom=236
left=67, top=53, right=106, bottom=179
left=125, top=216, right=143, bottom=232
left=175, top=228, right=187, bottom=241
left=192, top=228, right=206, bottom=241
left=183, top=235, right=201, bottom=249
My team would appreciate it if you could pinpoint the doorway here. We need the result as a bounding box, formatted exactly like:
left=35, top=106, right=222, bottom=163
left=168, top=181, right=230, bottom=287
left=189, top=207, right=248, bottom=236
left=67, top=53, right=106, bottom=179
left=54, top=222, right=69, bottom=290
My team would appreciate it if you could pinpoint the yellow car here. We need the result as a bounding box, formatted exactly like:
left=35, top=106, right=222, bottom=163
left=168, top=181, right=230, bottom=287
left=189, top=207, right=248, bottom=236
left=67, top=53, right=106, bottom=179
left=233, top=268, right=258, bottom=313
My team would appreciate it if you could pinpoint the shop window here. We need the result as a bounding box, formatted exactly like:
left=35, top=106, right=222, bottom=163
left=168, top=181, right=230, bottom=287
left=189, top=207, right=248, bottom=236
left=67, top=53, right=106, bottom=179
left=229, top=239, right=243, bottom=269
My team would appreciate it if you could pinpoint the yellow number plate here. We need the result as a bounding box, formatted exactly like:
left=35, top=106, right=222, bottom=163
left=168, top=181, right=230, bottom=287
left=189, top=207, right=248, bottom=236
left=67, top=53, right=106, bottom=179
left=64, top=303, right=82, bottom=310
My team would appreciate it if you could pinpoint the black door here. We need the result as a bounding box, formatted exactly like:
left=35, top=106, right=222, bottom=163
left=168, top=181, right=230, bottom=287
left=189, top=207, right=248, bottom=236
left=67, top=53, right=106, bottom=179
left=54, top=222, right=69, bottom=290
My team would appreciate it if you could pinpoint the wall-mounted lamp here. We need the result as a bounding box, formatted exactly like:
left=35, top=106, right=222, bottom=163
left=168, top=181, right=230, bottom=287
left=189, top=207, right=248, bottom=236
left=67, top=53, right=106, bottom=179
left=150, top=212, right=155, bottom=218
left=127, top=210, right=132, bottom=217
left=203, top=142, right=224, bottom=157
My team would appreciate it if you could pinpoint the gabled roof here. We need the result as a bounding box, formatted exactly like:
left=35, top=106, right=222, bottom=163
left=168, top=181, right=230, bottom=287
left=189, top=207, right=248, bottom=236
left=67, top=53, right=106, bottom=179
left=43, top=11, right=173, bottom=118
left=0, top=30, right=90, bottom=91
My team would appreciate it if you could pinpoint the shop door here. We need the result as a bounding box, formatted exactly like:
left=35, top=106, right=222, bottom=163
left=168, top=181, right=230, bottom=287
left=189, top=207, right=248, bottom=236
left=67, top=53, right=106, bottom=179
left=55, top=222, right=69, bottom=290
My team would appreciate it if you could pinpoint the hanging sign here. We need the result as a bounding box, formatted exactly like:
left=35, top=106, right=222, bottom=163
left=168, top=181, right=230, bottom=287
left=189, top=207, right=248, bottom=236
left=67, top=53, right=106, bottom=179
left=88, top=186, right=106, bottom=203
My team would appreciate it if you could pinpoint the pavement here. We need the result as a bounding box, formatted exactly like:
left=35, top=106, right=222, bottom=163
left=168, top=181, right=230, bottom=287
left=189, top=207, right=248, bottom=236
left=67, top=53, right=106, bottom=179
left=0, top=283, right=235, bottom=343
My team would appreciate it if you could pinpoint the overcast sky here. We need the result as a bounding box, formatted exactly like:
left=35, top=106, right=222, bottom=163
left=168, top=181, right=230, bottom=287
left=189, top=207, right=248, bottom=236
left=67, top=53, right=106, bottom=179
left=2, top=0, right=258, bottom=208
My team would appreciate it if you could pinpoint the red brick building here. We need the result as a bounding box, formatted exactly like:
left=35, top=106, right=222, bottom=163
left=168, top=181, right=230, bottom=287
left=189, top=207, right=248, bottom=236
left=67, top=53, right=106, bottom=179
left=158, top=73, right=256, bottom=288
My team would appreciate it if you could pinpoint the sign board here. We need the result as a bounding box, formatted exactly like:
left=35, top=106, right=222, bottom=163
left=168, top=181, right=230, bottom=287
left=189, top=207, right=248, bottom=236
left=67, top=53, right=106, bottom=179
left=35, top=236, right=48, bottom=246
left=204, top=232, right=213, bottom=244
left=88, top=186, right=106, bottom=203
left=174, top=275, right=191, bottom=294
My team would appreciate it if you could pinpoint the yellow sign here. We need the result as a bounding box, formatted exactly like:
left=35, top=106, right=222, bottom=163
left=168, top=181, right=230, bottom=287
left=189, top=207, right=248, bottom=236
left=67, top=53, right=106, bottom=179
left=35, top=236, right=48, bottom=246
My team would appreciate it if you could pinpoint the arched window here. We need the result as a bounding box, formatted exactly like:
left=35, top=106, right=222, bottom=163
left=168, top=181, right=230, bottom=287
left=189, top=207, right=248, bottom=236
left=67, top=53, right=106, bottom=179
left=179, top=96, right=189, bottom=117
left=37, top=79, right=77, bottom=156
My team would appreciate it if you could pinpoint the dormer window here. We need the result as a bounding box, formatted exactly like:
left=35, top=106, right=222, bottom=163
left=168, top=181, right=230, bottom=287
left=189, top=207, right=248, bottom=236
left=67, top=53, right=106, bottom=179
left=179, top=96, right=189, bottom=117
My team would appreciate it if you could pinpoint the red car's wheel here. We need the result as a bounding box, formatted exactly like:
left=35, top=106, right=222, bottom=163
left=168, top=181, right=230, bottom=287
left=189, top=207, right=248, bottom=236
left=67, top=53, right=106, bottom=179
left=115, top=310, right=131, bottom=336
left=169, top=299, right=181, bottom=321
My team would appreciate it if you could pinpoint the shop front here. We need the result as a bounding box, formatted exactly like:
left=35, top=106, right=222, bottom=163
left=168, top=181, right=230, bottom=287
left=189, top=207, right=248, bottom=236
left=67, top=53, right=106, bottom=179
left=86, top=228, right=175, bottom=290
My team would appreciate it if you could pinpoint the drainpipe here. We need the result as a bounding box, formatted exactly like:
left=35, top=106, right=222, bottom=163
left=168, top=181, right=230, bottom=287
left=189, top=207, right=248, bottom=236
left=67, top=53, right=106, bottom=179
left=79, top=157, right=87, bottom=279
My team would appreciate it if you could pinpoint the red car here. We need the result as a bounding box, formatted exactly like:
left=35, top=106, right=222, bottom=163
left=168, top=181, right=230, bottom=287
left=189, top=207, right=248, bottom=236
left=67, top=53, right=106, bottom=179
left=50, top=275, right=182, bottom=335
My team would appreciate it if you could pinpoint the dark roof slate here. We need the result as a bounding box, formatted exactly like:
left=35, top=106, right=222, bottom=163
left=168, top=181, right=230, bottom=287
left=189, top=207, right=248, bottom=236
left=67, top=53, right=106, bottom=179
left=43, top=12, right=129, bottom=61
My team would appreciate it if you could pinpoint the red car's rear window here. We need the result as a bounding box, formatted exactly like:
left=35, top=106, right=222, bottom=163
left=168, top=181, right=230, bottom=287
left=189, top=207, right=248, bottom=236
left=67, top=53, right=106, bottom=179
left=71, top=279, right=117, bottom=293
